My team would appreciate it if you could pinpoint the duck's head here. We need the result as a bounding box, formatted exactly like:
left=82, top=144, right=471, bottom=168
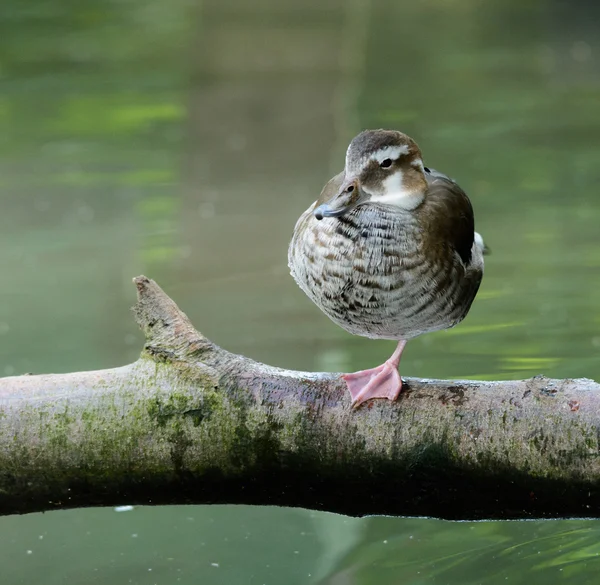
left=314, top=129, right=427, bottom=220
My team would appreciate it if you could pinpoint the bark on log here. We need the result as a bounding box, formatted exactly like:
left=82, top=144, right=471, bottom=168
left=1, top=276, right=599, bottom=520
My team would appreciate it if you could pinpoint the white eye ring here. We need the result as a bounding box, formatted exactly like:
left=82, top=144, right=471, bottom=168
left=380, top=158, right=393, bottom=169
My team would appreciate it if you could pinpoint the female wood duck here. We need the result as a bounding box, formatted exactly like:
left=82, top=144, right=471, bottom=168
left=288, top=129, right=485, bottom=407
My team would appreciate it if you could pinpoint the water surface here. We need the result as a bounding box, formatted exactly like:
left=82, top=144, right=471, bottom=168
left=1, top=0, right=599, bottom=583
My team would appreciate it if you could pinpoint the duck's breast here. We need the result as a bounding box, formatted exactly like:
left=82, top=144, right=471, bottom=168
left=289, top=204, right=481, bottom=340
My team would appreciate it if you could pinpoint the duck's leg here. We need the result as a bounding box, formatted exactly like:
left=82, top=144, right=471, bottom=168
left=342, top=340, right=407, bottom=407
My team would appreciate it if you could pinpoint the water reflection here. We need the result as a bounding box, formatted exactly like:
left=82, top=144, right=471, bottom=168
left=1, top=0, right=599, bottom=583
left=3, top=506, right=600, bottom=585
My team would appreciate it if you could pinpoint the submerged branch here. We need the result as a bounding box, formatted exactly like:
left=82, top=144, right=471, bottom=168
left=1, top=276, right=599, bottom=520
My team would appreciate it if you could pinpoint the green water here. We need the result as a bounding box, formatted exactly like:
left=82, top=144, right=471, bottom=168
left=1, top=0, right=599, bottom=583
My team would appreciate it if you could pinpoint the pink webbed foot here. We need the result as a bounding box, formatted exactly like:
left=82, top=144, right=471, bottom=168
left=342, top=362, right=402, bottom=407
left=341, top=340, right=407, bottom=408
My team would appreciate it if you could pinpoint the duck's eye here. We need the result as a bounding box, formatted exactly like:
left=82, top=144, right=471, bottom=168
left=380, top=158, right=393, bottom=169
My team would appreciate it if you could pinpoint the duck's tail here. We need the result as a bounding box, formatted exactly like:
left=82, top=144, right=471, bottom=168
left=474, top=231, right=490, bottom=255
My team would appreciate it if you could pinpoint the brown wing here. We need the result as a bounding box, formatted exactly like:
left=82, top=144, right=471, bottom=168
left=421, top=168, right=475, bottom=266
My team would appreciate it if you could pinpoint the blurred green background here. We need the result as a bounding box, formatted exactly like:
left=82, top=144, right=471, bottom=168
left=1, top=0, right=599, bottom=583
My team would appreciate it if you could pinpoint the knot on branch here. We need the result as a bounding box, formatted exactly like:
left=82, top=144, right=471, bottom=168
left=132, top=276, right=214, bottom=361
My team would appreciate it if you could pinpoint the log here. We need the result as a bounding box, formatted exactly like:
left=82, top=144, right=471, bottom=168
left=0, top=276, right=599, bottom=520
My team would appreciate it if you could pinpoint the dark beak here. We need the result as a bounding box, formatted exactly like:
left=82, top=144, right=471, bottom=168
left=313, top=205, right=348, bottom=220
left=313, top=179, right=365, bottom=220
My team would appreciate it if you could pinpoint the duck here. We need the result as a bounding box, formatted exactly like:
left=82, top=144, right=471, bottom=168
left=288, top=129, right=486, bottom=407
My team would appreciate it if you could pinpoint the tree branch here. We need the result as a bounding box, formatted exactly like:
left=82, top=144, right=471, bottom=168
left=1, top=276, right=599, bottom=520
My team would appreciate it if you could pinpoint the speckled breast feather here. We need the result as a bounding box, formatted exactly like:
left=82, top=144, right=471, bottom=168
left=288, top=201, right=483, bottom=341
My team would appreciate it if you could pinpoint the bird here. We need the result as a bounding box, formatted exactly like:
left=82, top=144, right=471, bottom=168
left=288, top=129, right=486, bottom=407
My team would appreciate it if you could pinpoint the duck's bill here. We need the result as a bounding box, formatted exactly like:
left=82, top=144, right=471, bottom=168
left=313, top=204, right=351, bottom=220
left=313, top=179, right=367, bottom=220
